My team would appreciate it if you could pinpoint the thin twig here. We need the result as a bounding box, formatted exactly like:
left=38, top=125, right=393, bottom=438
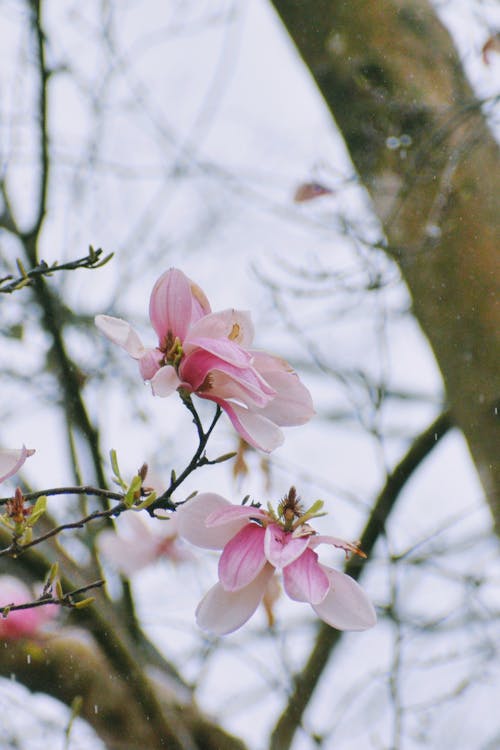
left=0, top=485, right=124, bottom=507
left=0, top=502, right=126, bottom=557
left=150, top=398, right=223, bottom=511
left=1, top=579, right=105, bottom=613
left=0, top=248, right=113, bottom=294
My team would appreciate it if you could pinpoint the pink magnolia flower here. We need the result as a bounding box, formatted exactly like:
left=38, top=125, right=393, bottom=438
left=0, top=447, right=35, bottom=484
left=97, top=510, right=191, bottom=577
left=0, top=576, right=57, bottom=640
left=95, top=268, right=314, bottom=452
left=176, top=488, right=376, bottom=635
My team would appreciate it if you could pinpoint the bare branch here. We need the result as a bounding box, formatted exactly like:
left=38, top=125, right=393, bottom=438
left=0, top=248, right=114, bottom=294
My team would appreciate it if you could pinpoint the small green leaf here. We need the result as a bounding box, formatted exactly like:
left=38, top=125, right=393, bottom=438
left=46, top=561, right=59, bottom=585
left=73, top=597, right=95, bottom=609
left=55, top=579, right=64, bottom=600
left=28, top=495, right=47, bottom=526
left=123, top=475, right=142, bottom=507
left=212, top=451, right=237, bottom=464
left=110, top=449, right=127, bottom=490
left=132, top=492, right=157, bottom=511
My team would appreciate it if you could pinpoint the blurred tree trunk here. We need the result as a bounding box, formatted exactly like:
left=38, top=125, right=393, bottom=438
left=0, top=631, right=247, bottom=750
left=270, top=0, right=500, bottom=530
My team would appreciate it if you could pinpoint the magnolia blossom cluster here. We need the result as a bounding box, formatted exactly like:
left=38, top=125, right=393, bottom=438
left=177, top=489, right=376, bottom=635
left=0, top=274, right=376, bottom=639
left=95, top=268, right=314, bottom=452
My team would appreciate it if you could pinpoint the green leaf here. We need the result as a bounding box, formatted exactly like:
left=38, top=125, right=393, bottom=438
left=132, top=492, right=157, bottom=511
left=123, top=475, right=142, bottom=507
left=73, top=597, right=95, bottom=609
left=46, top=561, right=59, bottom=585
left=28, top=495, right=47, bottom=526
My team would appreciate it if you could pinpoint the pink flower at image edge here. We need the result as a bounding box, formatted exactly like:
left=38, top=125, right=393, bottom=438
left=0, top=576, right=56, bottom=640
left=176, top=492, right=377, bottom=636
left=95, top=268, right=314, bottom=452
left=0, top=446, right=35, bottom=484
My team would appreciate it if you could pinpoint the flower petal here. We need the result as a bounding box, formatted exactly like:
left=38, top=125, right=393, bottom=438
left=95, top=315, right=145, bottom=359
left=312, top=566, right=377, bottom=631
left=150, top=365, right=181, bottom=396
left=251, top=352, right=315, bottom=426
left=195, top=563, right=274, bottom=635
left=0, top=576, right=57, bottom=639
left=282, top=548, right=329, bottom=604
left=207, top=398, right=284, bottom=452
left=98, top=528, right=157, bottom=577
left=182, top=354, right=275, bottom=408
left=138, top=349, right=163, bottom=380
left=310, top=535, right=366, bottom=558
left=186, top=309, right=254, bottom=349
left=0, top=447, right=35, bottom=484
left=264, top=523, right=310, bottom=569
left=206, top=505, right=268, bottom=527
left=219, top=524, right=267, bottom=591
left=149, top=268, right=207, bottom=343
left=176, top=493, right=247, bottom=549
left=205, top=368, right=276, bottom=414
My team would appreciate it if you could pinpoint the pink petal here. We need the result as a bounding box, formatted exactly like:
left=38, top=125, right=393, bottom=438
left=185, top=337, right=254, bottom=369
left=249, top=351, right=291, bottom=374
left=207, top=398, right=284, bottom=452
left=251, top=352, right=315, bottom=426
left=149, top=268, right=202, bottom=344
left=0, top=447, right=35, bottom=484
left=282, top=548, right=329, bottom=604
left=312, top=566, right=377, bottom=631
left=264, top=524, right=310, bottom=569
left=176, top=493, right=248, bottom=549
left=310, top=535, right=365, bottom=557
left=189, top=281, right=212, bottom=322
left=95, top=315, right=145, bottom=359
left=218, top=524, right=267, bottom=591
left=0, top=576, right=57, bottom=639
left=98, top=528, right=157, bottom=576
left=138, top=349, right=163, bottom=380
left=182, top=355, right=275, bottom=410
left=195, top=564, right=274, bottom=635
left=150, top=365, right=181, bottom=396
left=206, top=505, right=268, bottom=527
left=186, top=309, right=255, bottom=350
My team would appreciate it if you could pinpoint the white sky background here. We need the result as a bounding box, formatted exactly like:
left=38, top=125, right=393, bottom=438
left=0, top=0, right=499, bottom=748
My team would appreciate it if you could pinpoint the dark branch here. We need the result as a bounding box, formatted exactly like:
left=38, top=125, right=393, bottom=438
left=149, top=397, right=223, bottom=512
left=1, top=579, right=105, bottom=614
left=0, top=248, right=114, bottom=294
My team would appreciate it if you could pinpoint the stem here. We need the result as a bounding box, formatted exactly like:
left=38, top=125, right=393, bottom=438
left=0, top=502, right=126, bottom=557
left=150, top=398, right=223, bottom=511
left=1, top=579, right=105, bottom=613
left=0, top=486, right=124, bottom=506
left=0, top=249, right=113, bottom=294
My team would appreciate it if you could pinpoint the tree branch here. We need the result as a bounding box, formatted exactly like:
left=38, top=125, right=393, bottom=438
left=0, top=248, right=114, bottom=294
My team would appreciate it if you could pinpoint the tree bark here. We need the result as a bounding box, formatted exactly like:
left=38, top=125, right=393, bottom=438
left=0, top=630, right=247, bottom=750
left=269, top=0, right=500, bottom=529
